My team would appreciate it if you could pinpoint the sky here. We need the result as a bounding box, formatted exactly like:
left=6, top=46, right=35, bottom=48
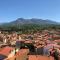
left=0, top=0, right=60, bottom=23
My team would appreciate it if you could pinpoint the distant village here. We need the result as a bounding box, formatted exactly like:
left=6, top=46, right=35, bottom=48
left=0, top=30, right=60, bottom=60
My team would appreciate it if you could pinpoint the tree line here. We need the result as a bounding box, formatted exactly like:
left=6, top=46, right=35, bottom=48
left=0, top=24, right=60, bottom=34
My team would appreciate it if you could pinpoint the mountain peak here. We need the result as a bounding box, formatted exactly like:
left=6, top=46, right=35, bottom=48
left=16, top=18, right=24, bottom=21
left=10, top=18, right=59, bottom=25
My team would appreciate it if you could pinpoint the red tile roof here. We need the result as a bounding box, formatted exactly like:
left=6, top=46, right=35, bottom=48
left=15, top=49, right=29, bottom=56
left=0, top=46, right=13, bottom=56
left=54, top=40, right=60, bottom=43
left=28, top=55, right=54, bottom=60
left=15, top=49, right=29, bottom=60
left=24, top=41, right=32, bottom=44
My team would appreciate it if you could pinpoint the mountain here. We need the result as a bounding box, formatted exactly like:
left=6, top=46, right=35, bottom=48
left=9, top=18, right=59, bottom=25
left=0, top=18, right=60, bottom=32
left=0, top=18, right=59, bottom=27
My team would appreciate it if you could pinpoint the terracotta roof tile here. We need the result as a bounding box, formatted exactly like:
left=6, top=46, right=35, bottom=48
left=28, top=55, right=54, bottom=60
left=0, top=46, right=13, bottom=56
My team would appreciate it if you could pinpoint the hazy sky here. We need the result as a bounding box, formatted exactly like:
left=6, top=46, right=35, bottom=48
left=0, top=0, right=60, bottom=23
